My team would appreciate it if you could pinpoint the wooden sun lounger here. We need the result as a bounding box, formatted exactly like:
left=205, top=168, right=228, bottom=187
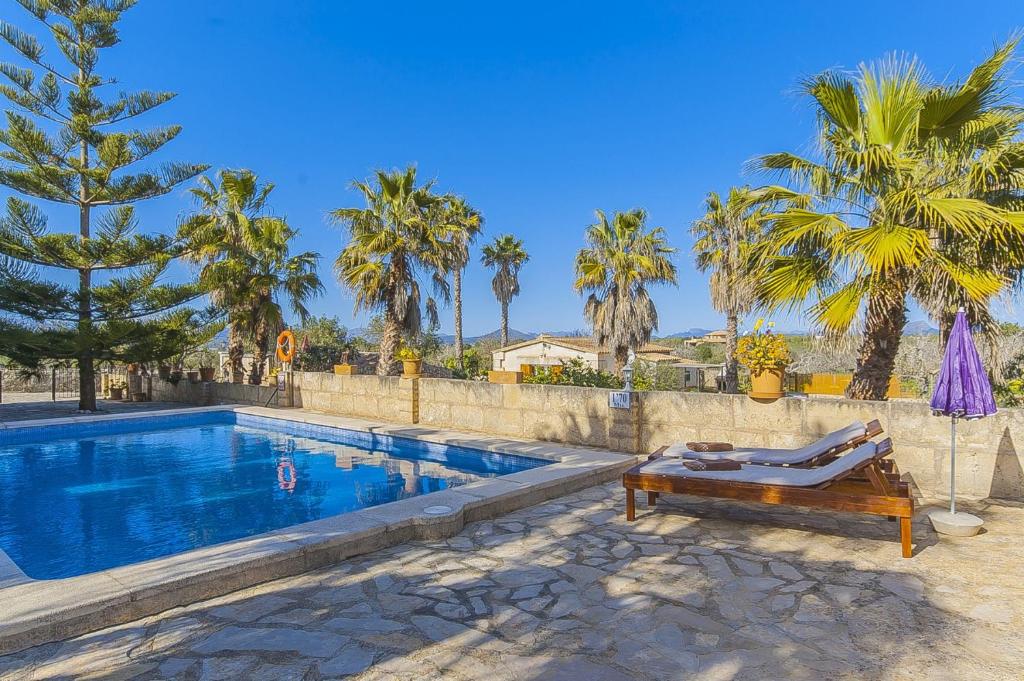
left=623, top=438, right=915, bottom=558
left=797, top=419, right=884, bottom=467
left=672, top=419, right=884, bottom=468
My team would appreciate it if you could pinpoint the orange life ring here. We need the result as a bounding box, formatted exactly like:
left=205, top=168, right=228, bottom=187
left=277, top=459, right=297, bottom=492
left=276, top=330, right=296, bottom=363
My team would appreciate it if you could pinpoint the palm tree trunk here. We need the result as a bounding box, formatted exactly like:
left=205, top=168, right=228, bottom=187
left=724, top=312, right=739, bottom=394
left=378, top=311, right=401, bottom=376
left=249, top=323, right=269, bottom=386
left=847, top=290, right=907, bottom=400
left=227, top=319, right=245, bottom=383
left=454, top=268, right=464, bottom=370
left=938, top=308, right=957, bottom=350
left=614, top=346, right=629, bottom=375
left=500, top=301, right=509, bottom=347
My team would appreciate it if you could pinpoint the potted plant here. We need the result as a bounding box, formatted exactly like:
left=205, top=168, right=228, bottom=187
left=158, top=364, right=172, bottom=380
left=396, top=346, right=422, bottom=378
left=108, top=379, right=126, bottom=401
left=186, top=370, right=200, bottom=384
left=191, top=348, right=219, bottom=382
left=736, top=319, right=791, bottom=399
left=333, top=348, right=358, bottom=375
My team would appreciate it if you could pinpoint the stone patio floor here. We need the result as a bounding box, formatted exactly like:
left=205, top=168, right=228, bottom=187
left=2, top=483, right=1022, bottom=680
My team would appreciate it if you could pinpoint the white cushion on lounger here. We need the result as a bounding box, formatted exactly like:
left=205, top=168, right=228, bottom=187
left=642, top=441, right=879, bottom=487
left=662, top=421, right=867, bottom=465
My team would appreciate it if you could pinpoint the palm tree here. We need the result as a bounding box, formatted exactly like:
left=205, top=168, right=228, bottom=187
left=914, top=97, right=1024, bottom=350
left=691, top=186, right=781, bottom=393
left=183, top=170, right=323, bottom=384
left=235, top=221, right=322, bottom=385
left=442, top=196, right=483, bottom=371
left=332, top=166, right=458, bottom=375
left=574, top=209, right=677, bottom=372
left=481, top=235, right=529, bottom=347
left=755, top=41, right=1024, bottom=400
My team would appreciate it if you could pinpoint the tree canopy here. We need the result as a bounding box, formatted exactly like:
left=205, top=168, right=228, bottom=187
left=0, top=0, right=217, bottom=409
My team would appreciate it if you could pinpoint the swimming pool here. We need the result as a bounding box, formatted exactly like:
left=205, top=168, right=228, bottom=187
left=0, top=410, right=548, bottom=579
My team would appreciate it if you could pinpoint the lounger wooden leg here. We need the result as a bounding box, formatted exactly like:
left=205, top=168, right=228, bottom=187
left=647, top=491, right=658, bottom=507
left=900, top=516, right=912, bottom=558
left=625, top=486, right=636, bottom=521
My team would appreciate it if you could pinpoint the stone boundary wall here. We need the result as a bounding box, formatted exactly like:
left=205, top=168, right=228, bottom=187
left=291, top=373, right=414, bottom=423
left=159, top=371, right=1024, bottom=500
left=150, top=379, right=279, bottom=407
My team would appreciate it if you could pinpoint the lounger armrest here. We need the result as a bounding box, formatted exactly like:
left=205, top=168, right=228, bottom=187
left=647, top=446, right=668, bottom=461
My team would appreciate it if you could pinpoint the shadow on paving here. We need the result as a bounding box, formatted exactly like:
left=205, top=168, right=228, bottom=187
left=0, top=484, right=1013, bottom=681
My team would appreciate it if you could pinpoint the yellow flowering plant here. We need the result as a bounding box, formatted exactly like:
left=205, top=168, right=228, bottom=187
left=735, top=319, right=791, bottom=374
left=396, top=346, right=420, bottom=361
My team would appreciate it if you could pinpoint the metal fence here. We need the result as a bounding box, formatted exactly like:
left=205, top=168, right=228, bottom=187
left=0, top=366, right=80, bottom=403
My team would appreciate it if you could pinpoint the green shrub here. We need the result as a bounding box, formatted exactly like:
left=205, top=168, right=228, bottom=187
left=523, top=358, right=621, bottom=389
left=631, top=362, right=684, bottom=392
left=444, top=347, right=486, bottom=380
left=995, top=379, right=1024, bottom=407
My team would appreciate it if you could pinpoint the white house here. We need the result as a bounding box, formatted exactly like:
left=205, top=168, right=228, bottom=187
left=683, top=329, right=729, bottom=347
left=668, top=357, right=728, bottom=390
left=491, top=335, right=662, bottom=372
left=491, top=335, right=723, bottom=389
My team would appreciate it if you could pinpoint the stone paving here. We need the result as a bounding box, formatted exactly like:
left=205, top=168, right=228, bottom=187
left=1, top=483, right=1022, bottom=680
left=0, top=395, right=184, bottom=423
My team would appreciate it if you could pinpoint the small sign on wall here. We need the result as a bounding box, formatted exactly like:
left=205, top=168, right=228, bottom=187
left=608, top=391, right=632, bottom=409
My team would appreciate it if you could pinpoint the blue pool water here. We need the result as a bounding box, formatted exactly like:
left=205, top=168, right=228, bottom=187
left=0, top=411, right=547, bottom=580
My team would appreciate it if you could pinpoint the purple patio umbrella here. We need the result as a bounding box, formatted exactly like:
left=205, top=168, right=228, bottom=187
left=929, top=309, right=996, bottom=533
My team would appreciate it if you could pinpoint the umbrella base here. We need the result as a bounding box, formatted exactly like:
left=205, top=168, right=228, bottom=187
left=928, top=510, right=983, bottom=537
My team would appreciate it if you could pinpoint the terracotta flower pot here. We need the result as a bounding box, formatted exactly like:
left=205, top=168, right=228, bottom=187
left=749, top=368, right=785, bottom=399
left=158, top=365, right=171, bottom=380
left=187, top=371, right=200, bottom=384
left=109, top=387, right=124, bottom=400
left=402, top=359, right=422, bottom=378
left=199, top=367, right=216, bottom=382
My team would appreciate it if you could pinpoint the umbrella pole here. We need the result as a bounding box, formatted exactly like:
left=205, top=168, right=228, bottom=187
left=950, top=415, right=957, bottom=515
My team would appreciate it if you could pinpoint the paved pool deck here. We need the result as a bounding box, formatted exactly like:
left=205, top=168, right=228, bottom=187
left=1, top=479, right=1021, bottom=680
left=0, top=395, right=183, bottom=423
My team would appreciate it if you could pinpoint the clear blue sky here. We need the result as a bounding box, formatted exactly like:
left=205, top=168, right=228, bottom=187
left=5, top=1, right=1023, bottom=335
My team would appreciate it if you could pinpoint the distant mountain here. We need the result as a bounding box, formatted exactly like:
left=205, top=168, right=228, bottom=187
left=343, top=320, right=941, bottom=343
left=347, top=327, right=537, bottom=344
left=657, top=328, right=713, bottom=339
left=904, top=320, right=939, bottom=336
left=465, top=328, right=536, bottom=344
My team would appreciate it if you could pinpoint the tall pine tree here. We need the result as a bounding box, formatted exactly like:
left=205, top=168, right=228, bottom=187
left=0, top=0, right=214, bottom=411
